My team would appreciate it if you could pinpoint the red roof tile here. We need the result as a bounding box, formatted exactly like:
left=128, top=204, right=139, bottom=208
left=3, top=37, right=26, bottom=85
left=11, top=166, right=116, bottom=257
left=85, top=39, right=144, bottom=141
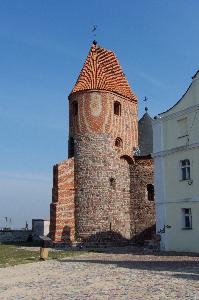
left=70, top=43, right=137, bottom=101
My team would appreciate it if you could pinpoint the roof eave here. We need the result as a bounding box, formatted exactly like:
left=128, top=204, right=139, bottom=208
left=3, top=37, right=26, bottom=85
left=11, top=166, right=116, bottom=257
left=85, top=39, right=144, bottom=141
left=68, top=88, right=137, bottom=102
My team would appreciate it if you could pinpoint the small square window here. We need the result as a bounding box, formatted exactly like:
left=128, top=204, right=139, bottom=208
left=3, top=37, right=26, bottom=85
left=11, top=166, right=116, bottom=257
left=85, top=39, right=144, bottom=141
left=115, top=137, right=122, bottom=148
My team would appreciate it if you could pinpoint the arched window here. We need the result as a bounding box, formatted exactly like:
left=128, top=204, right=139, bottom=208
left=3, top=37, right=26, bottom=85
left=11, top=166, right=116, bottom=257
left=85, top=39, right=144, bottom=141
left=180, top=159, right=190, bottom=180
left=72, top=101, right=78, bottom=116
left=115, top=137, right=123, bottom=148
left=147, top=184, right=154, bottom=201
left=114, top=101, right=121, bottom=116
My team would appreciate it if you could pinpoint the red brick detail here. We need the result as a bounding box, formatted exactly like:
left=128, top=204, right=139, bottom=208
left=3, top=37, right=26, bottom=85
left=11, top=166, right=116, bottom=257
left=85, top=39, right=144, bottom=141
left=70, top=43, right=137, bottom=102
left=50, top=158, right=75, bottom=243
left=69, top=91, right=138, bottom=156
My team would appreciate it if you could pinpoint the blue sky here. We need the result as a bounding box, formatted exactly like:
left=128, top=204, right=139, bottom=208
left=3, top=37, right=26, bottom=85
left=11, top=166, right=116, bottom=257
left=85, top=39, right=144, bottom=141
left=0, top=0, right=199, bottom=228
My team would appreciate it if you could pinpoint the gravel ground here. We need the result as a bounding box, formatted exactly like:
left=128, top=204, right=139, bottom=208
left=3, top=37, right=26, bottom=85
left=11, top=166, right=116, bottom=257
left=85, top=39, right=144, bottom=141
left=0, top=247, right=199, bottom=300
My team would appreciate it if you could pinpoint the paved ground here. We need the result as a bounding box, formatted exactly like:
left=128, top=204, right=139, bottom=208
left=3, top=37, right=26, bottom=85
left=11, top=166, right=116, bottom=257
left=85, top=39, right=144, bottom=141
left=0, top=247, right=199, bottom=300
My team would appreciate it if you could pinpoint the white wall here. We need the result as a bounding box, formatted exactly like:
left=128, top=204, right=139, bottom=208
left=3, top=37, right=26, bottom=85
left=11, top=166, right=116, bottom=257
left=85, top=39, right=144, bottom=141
left=153, top=71, right=199, bottom=253
left=165, top=202, right=199, bottom=253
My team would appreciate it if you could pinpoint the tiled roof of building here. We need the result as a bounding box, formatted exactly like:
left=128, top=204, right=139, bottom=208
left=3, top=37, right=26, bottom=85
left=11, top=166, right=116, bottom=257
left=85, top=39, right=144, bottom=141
left=70, top=42, right=137, bottom=101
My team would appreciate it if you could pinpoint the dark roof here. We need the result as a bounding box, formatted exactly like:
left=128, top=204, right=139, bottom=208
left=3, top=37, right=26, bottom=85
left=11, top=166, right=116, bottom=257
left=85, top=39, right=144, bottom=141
left=138, top=111, right=153, bottom=156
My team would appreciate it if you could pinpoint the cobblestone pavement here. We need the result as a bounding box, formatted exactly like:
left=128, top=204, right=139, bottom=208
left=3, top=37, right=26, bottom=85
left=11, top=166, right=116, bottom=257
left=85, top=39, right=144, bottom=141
left=0, top=248, right=199, bottom=300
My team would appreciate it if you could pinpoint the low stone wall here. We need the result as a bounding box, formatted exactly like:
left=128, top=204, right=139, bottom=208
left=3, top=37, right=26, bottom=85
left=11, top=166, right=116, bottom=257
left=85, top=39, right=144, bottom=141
left=0, top=230, right=32, bottom=243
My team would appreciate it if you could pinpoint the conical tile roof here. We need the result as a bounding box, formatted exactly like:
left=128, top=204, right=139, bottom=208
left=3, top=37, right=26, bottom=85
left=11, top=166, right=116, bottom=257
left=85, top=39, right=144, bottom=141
left=70, top=42, right=137, bottom=101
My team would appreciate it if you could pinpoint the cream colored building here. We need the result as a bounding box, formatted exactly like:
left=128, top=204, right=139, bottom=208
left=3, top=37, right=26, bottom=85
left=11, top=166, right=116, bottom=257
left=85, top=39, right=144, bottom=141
left=153, top=70, right=199, bottom=252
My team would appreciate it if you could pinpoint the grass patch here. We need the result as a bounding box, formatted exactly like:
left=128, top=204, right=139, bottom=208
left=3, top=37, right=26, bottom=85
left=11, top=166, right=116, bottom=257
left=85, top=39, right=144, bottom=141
left=2, top=241, right=41, bottom=247
left=0, top=244, right=39, bottom=268
left=0, top=243, right=86, bottom=268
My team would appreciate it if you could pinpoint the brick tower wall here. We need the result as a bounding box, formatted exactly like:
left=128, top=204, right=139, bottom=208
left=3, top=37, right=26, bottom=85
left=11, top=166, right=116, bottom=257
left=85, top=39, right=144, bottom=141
left=69, top=90, right=138, bottom=243
left=69, top=90, right=138, bottom=155
left=50, top=158, right=75, bottom=243
left=49, top=43, right=156, bottom=246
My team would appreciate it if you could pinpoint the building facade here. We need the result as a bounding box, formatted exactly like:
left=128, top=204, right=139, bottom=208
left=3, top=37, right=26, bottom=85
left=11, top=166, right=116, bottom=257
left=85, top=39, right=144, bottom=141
left=153, top=70, right=199, bottom=252
left=50, top=42, right=155, bottom=246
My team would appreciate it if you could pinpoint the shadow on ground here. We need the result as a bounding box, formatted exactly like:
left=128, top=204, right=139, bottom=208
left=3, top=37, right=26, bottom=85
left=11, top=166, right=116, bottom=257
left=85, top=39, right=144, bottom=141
left=59, top=258, right=199, bottom=280
left=86, top=245, right=199, bottom=257
left=59, top=246, right=199, bottom=281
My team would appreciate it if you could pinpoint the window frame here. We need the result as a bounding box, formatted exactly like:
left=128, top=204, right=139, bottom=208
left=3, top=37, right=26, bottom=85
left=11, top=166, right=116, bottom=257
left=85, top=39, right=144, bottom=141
left=182, top=208, right=192, bottom=229
left=180, top=159, right=191, bottom=181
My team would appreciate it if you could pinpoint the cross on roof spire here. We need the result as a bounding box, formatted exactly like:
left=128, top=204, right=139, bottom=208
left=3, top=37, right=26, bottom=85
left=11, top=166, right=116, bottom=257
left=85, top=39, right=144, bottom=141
left=143, top=96, right=149, bottom=112
left=92, top=25, right=97, bottom=40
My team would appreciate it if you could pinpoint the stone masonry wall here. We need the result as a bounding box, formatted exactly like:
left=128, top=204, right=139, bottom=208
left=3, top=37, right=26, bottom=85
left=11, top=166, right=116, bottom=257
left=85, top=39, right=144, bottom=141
left=50, top=158, right=75, bottom=243
left=50, top=88, right=156, bottom=246
left=69, top=90, right=138, bottom=244
left=74, top=136, right=155, bottom=245
left=74, top=134, right=132, bottom=243
left=130, top=156, right=155, bottom=242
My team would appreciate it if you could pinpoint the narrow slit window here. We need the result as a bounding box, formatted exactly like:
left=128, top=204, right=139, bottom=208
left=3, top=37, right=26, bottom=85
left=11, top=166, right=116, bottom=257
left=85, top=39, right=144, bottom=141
left=72, top=101, right=78, bottom=116
left=147, top=184, right=154, bottom=201
left=68, top=137, right=74, bottom=158
left=114, top=101, right=121, bottom=116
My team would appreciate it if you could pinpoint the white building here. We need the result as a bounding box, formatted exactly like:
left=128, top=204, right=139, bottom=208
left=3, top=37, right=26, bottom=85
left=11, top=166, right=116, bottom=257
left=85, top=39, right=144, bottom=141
left=32, top=219, right=50, bottom=239
left=153, top=70, right=199, bottom=253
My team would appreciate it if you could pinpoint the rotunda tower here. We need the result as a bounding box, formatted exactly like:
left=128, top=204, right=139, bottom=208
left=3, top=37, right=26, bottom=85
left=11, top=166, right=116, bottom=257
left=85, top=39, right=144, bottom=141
left=68, top=42, right=138, bottom=242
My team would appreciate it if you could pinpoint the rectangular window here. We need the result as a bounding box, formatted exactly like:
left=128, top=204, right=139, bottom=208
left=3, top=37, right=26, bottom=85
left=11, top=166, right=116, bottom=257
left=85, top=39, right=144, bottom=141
left=180, top=159, right=190, bottom=180
left=114, top=101, right=121, bottom=116
left=182, top=208, right=192, bottom=229
left=147, top=184, right=154, bottom=201
left=177, top=118, right=188, bottom=138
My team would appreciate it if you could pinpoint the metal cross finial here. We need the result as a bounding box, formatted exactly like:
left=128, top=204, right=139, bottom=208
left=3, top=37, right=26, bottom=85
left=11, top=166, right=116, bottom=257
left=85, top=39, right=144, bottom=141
left=92, top=25, right=97, bottom=39
left=143, top=96, right=149, bottom=112
left=143, top=96, right=148, bottom=102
